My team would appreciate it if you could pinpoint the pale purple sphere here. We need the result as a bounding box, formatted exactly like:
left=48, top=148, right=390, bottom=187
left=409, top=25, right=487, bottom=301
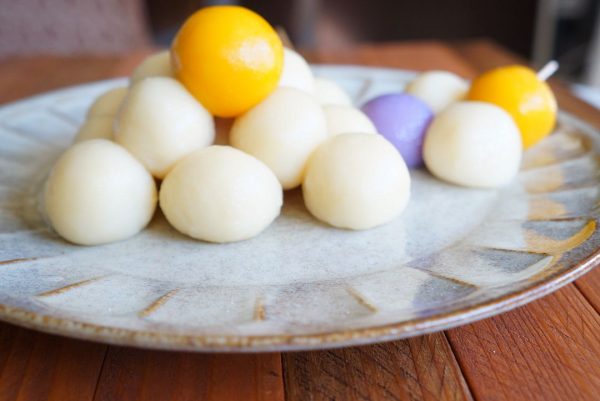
left=361, top=93, right=433, bottom=167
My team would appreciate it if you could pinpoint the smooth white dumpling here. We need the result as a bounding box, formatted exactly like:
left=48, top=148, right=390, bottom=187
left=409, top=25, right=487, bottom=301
left=73, top=116, right=114, bottom=143
left=405, top=71, right=468, bottom=113
left=86, top=87, right=127, bottom=118
left=303, top=133, right=411, bottom=230
left=160, top=146, right=282, bottom=243
left=277, top=48, right=315, bottom=94
left=115, top=77, right=215, bottom=179
left=314, top=78, right=352, bottom=106
left=44, top=139, right=157, bottom=246
left=323, top=105, right=377, bottom=136
left=230, top=87, right=328, bottom=190
left=423, top=101, right=522, bottom=188
left=130, top=50, right=174, bottom=82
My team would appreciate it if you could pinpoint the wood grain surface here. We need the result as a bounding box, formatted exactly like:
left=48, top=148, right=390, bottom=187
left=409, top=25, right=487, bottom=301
left=0, top=40, right=599, bottom=401
left=283, top=333, right=472, bottom=401
left=0, top=324, right=106, bottom=401
left=93, top=348, right=284, bottom=401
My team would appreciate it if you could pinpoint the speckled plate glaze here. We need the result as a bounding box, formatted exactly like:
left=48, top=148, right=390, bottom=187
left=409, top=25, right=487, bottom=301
left=0, top=65, right=599, bottom=352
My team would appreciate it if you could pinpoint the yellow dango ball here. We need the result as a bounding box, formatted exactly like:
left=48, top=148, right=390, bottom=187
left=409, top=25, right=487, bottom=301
left=171, top=6, right=284, bottom=117
left=467, top=65, right=557, bottom=148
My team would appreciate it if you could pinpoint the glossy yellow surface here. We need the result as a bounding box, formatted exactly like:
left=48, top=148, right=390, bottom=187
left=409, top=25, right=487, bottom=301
left=467, top=65, right=557, bottom=148
left=171, top=6, right=284, bottom=117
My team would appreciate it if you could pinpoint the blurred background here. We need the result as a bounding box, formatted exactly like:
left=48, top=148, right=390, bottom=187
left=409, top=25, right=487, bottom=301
left=1, top=0, right=599, bottom=106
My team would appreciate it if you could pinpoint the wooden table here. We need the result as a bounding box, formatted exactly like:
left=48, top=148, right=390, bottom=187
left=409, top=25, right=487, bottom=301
left=1, top=40, right=599, bottom=401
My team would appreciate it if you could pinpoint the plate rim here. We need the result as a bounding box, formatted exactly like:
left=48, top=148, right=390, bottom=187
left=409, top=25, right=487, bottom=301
left=0, top=64, right=599, bottom=352
left=1, top=246, right=597, bottom=352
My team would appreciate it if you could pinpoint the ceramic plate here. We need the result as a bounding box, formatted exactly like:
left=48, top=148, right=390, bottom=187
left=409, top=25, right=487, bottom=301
left=0, top=65, right=599, bottom=351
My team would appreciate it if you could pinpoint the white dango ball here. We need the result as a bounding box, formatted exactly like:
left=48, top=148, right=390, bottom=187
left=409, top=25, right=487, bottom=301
left=405, top=71, right=468, bottom=113
left=130, top=50, right=174, bottom=83
left=230, top=87, right=328, bottom=190
left=73, top=116, right=114, bottom=143
left=314, top=78, right=352, bottom=106
left=44, top=139, right=157, bottom=246
left=423, top=101, right=522, bottom=188
left=86, top=87, right=128, bottom=118
left=160, top=146, right=282, bottom=243
left=323, top=105, right=377, bottom=136
left=303, top=133, right=411, bottom=230
left=115, top=77, right=215, bottom=179
left=277, top=48, right=315, bottom=94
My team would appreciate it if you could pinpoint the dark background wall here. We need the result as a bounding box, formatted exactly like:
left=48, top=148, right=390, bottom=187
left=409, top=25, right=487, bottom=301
left=147, top=0, right=537, bottom=56
left=145, top=0, right=599, bottom=82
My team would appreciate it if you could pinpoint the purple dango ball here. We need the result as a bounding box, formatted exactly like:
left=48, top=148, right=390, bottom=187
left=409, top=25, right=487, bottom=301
left=361, top=93, right=433, bottom=167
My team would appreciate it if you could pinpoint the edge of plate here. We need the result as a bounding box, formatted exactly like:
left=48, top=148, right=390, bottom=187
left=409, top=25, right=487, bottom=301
left=0, top=244, right=597, bottom=352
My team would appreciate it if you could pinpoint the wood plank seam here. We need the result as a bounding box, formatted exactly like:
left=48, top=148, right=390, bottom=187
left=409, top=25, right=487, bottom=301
left=90, top=346, right=110, bottom=401
left=281, top=353, right=292, bottom=401
left=438, top=333, right=475, bottom=401
left=574, top=281, right=600, bottom=314
left=444, top=328, right=511, bottom=401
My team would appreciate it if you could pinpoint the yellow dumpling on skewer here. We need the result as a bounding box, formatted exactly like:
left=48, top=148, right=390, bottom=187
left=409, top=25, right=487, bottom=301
left=467, top=65, right=557, bottom=149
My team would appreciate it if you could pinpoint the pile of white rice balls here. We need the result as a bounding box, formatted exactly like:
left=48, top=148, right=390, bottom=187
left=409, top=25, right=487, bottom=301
left=44, top=48, right=526, bottom=247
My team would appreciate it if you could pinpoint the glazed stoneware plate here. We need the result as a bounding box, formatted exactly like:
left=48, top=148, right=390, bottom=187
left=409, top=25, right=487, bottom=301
left=0, top=65, right=599, bottom=351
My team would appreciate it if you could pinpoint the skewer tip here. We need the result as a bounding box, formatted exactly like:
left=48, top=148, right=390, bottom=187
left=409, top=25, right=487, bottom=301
left=537, top=60, right=559, bottom=81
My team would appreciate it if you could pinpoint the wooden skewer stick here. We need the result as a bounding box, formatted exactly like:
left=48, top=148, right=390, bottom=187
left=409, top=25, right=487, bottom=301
left=276, top=26, right=295, bottom=50
left=537, top=60, right=559, bottom=81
